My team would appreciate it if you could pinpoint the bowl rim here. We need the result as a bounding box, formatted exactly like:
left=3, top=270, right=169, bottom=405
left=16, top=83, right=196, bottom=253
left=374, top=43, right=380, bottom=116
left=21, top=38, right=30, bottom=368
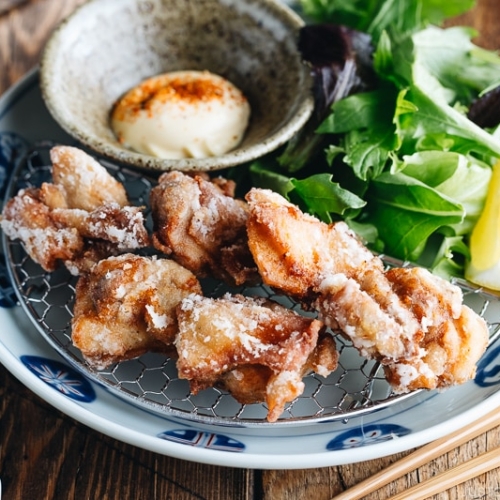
left=39, top=0, right=314, bottom=172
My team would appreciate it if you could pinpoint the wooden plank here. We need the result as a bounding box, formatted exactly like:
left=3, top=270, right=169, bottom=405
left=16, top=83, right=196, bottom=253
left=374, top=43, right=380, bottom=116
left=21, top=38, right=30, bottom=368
left=0, top=364, right=254, bottom=500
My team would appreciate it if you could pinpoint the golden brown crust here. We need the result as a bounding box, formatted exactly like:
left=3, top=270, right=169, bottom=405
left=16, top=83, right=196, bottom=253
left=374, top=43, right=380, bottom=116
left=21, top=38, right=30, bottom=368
left=1, top=188, right=84, bottom=271
left=246, top=188, right=489, bottom=394
left=175, top=293, right=337, bottom=422
left=150, top=171, right=259, bottom=286
left=50, top=145, right=129, bottom=210
left=3, top=147, right=490, bottom=417
left=1, top=147, right=149, bottom=275
left=72, top=254, right=202, bottom=369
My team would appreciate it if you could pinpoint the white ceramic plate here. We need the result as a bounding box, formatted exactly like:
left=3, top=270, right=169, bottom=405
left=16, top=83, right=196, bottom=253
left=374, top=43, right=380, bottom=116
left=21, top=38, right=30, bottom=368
left=2, top=69, right=500, bottom=469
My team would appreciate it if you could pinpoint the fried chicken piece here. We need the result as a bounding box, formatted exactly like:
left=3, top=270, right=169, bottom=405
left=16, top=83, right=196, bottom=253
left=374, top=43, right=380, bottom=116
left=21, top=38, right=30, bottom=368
left=72, top=254, right=202, bottom=369
left=315, top=274, right=421, bottom=362
left=218, top=332, right=338, bottom=406
left=1, top=188, right=84, bottom=271
left=314, top=270, right=488, bottom=392
left=246, top=188, right=419, bottom=358
left=385, top=266, right=462, bottom=325
left=50, top=145, right=129, bottom=210
left=1, top=146, right=149, bottom=274
left=39, top=182, right=69, bottom=209
left=64, top=240, right=127, bottom=276
left=246, top=188, right=489, bottom=393
left=150, top=171, right=259, bottom=286
left=175, top=293, right=336, bottom=422
left=246, top=188, right=377, bottom=300
left=51, top=203, right=149, bottom=250
left=383, top=267, right=488, bottom=391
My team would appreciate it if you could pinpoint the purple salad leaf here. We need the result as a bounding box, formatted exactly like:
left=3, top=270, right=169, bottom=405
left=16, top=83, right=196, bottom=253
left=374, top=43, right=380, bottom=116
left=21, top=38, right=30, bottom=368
left=278, top=24, right=376, bottom=172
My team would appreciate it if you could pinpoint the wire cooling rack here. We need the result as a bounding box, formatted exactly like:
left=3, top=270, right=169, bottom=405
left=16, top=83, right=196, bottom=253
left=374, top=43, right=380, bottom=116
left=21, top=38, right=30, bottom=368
left=3, top=142, right=500, bottom=428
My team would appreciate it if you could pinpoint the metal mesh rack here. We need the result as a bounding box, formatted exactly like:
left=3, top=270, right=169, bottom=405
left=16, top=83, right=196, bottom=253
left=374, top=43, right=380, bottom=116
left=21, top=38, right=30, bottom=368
left=3, top=143, right=500, bottom=427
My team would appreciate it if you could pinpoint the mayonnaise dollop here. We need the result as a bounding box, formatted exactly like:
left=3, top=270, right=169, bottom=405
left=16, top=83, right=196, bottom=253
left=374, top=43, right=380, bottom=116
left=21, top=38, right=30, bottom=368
left=110, top=70, right=251, bottom=160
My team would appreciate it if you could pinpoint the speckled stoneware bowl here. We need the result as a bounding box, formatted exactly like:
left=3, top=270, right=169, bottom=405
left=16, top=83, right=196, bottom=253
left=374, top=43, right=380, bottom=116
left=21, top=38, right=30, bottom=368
left=40, top=0, right=313, bottom=172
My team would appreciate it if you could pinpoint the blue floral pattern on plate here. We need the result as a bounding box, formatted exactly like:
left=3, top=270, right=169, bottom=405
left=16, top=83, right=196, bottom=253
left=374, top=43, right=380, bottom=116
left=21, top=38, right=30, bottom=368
left=475, top=342, right=500, bottom=387
left=20, top=355, right=96, bottom=402
left=158, top=429, right=245, bottom=452
left=0, top=259, right=17, bottom=307
left=0, top=131, right=28, bottom=198
left=0, top=131, right=29, bottom=308
left=326, top=423, right=412, bottom=450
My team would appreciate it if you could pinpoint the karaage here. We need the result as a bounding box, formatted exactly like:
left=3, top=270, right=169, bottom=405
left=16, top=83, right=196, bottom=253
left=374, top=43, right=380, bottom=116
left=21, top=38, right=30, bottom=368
left=246, top=188, right=489, bottom=393
left=150, top=171, right=259, bottom=286
left=72, top=253, right=202, bottom=369
left=1, top=187, right=83, bottom=271
left=1, top=146, right=149, bottom=274
left=175, top=293, right=337, bottom=422
left=50, top=145, right=129, bottom=210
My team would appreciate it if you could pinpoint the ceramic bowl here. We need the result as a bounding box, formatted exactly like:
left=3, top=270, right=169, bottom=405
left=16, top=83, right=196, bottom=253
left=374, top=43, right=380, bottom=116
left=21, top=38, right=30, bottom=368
left=40, top=0, right=313, bottom=172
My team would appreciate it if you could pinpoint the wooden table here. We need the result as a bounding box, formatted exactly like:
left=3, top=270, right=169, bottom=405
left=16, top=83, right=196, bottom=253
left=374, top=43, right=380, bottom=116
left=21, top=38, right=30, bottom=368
left=1, top=1, right=500, bottom=498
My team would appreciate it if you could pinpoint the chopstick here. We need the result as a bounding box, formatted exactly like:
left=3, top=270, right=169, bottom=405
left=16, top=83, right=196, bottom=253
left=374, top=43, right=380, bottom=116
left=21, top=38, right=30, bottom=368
left=332, top=406, right=500, bottom=500
left=387, top=447, right=499, bottom=499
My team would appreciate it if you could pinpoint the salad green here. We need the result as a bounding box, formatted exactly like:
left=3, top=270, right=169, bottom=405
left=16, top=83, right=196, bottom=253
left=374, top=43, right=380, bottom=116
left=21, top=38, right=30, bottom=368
left=240, top=0, right=500, bottom=278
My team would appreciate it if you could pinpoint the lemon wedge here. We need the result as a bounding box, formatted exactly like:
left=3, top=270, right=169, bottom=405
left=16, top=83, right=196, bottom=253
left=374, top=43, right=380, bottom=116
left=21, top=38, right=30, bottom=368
left=465, top=159, right=500, bottom=289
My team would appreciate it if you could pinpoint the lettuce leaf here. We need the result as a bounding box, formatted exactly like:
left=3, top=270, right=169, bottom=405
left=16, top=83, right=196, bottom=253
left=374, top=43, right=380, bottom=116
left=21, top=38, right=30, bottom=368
left=410, top=26, right=500, bottom=103
left=249, top=165, right=366, bottom=222
left=290, top=173, right=366, bottom=221
left=299, top=0, right=476, bottom=41
left=278, top=24, right=375, bottom=172
left=367, top=151, right=491, bottom=260
left=430, top=236, right=470, bottom=278
left=318, top=85, right=399, bottom=179
left=400, top=151, right=492, bottom=235
left=237, top=1, right=500, bottom=278
left=315, top=23, right=499, bottom=266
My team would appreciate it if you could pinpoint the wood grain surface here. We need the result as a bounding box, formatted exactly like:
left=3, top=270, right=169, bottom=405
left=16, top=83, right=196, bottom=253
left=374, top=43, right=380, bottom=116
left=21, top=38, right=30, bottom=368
left=1, top=1, right=500, bottom=499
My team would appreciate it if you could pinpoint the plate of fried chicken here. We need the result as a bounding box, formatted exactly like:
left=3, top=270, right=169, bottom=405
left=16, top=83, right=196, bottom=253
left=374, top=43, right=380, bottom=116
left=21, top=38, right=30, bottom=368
left=2, top=71, right=500, bottom=468
left=1, top=141, right=496, bottom=426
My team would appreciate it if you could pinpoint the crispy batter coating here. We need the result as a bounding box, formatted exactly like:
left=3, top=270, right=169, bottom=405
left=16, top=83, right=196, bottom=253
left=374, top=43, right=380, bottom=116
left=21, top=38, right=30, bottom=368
left=218, top=332, right=338, bottom=406
left=383, top=267, right=488, bottom=391
left=175, top=293, right=336, bottom=422
left=1, top=187, right=83, bottom=271
left=246, top=188, right=489, bottom=393
left=72, top=254, right=202, bottom=369
left=150, top=171, right=259, bottom=286
left=50, top=145, right=129, bottom=210
left=1, top=147, right=149, bottom=274
left=246, top=187, right=377, bottom=300
left=51, top=203, right=149, bottom=250
left=5, top=145, right=491, bottom=417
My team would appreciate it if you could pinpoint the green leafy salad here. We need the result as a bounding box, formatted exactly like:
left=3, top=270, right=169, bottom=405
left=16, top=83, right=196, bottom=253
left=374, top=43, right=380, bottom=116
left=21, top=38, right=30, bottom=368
left=231, top=0, right=500, bottom=280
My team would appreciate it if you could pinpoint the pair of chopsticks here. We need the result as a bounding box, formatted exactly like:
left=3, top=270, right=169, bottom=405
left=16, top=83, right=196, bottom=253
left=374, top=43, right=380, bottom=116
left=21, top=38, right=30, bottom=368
left=332, top=407, right=500, bottom=500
